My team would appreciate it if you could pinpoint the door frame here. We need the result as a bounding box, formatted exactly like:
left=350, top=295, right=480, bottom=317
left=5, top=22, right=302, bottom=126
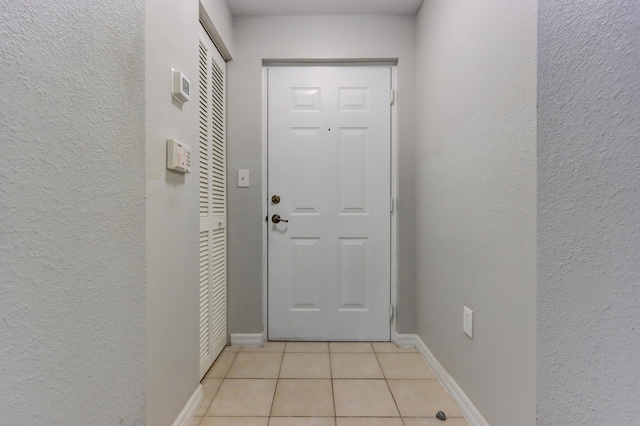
left=261, top=61, right=399, bottom=341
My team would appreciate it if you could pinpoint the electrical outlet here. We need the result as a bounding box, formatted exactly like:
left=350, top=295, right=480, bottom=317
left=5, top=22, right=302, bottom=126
left=463, top=306, right=473, bottom=338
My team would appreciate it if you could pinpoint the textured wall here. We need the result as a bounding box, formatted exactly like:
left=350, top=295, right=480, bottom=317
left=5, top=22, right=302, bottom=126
left=415, top=1, right=537, bottom=424
left=538, top=1, right=640, bottom=424
left=227, top=15, right=417, bottom=334
left=0, top=2, right=146, bottom=425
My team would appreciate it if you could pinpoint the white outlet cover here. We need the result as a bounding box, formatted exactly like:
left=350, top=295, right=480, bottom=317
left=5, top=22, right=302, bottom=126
left=463, top=306, right=473, bottom=338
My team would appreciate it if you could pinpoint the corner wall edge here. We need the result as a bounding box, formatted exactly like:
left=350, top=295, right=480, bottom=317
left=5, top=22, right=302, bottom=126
left=172, top=384, right=203, bottom=426
left=392, top=331, right=490, bottom=426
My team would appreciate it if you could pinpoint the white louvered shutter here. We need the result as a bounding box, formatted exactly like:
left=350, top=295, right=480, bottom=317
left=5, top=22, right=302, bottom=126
left=198, top=24, right=227, bottom=379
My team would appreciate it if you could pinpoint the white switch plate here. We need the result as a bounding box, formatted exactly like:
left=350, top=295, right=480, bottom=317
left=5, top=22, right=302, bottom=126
left=463, top=306, right=473, bottom=338
left=237, top=169, right=249, bottom=187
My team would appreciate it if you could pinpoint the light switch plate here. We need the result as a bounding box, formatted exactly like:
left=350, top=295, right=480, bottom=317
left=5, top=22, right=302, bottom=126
left=238, top=169, right=249, bottom=187
left=463, top=306, right=473, bottom=339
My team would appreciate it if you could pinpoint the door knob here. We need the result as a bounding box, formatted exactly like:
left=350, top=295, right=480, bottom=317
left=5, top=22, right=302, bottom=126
left=271, top=214, right=289, bottom=224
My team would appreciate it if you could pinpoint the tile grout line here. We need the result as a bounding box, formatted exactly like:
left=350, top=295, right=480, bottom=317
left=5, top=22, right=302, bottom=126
left=267, top=343, right=286, bottom=422
left=329, top=344, right=337, bottom=425
left=201, top=348, right=238, bottom=419
left=375, top=345, right=406, bottom=424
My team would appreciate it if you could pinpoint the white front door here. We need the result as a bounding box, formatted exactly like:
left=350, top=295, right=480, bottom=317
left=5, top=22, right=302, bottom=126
left=267, top=66, right=391, bottom=341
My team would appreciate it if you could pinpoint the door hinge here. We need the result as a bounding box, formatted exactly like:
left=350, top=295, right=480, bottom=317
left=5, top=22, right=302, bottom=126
left=390, top=89, right=395, bottom=105
left=389, top=305, right=394, bottom=320
left=390, top=197, right=394, bottom=213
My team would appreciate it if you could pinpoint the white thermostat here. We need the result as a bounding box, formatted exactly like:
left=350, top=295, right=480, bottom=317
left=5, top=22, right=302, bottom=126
left=167, top=139, right=191, bottom=174
left=171, top=68, right=190, bottom=104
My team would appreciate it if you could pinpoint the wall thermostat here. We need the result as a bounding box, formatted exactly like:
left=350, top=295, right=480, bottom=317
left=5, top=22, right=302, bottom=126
left=167, top=139, right=191, bottom=174
left=171, top=69, right=190, bottom=104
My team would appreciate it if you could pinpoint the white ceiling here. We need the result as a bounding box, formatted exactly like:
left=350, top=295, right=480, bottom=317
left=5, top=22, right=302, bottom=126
left=226, top=0, right=425, bottom=16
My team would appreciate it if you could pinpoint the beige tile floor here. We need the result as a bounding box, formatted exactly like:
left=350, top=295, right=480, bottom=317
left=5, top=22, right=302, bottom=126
left=192, top=342, right=469, bottom=426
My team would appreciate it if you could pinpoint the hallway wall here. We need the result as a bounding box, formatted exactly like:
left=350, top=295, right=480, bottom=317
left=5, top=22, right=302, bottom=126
left=145, top=0, right=233, bottom=424
left=414, top=0, right=537, bottom=424
left=0, top=1, right=146, bottom=424
left=537, top=1, right=640, bottom=424
left=145, top=0, right=200, bottom=423
left=227, top=14, right=417, bottom=335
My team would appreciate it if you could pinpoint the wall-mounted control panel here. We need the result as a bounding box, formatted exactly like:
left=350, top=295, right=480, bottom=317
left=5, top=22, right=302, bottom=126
left=171, top=68, right=190, bottom=104
left=167, top=139, right=191, bottom=174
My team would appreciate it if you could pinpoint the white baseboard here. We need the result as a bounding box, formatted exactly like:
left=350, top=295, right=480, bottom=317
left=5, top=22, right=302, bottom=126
left=172, top=384, right=202, bottom=426
left=392, top=330, right=418, bottom=348
left=392, top=331, right=489, bottom=426
left=230, top=332, right=265, bottom=347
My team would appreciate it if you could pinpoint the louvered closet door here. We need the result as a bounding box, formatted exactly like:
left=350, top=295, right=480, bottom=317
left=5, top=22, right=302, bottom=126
left=198, top=24, right=227, bottom=379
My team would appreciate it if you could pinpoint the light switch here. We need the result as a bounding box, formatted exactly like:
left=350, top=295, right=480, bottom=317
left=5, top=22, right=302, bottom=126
left=238, top=169, right=249, bottom=187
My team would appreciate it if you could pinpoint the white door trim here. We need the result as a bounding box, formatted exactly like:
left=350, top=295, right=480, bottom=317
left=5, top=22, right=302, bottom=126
left=261, top=63, right=398, bottom=340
